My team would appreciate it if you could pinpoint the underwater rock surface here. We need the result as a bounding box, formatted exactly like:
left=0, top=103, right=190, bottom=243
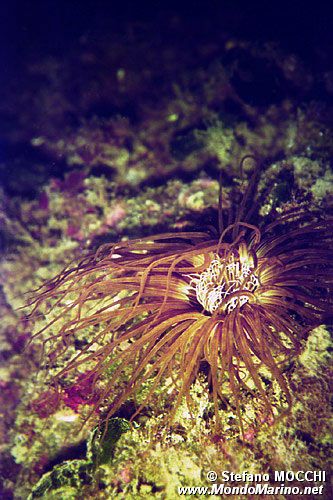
left=1, top=3, right=332, bottom=498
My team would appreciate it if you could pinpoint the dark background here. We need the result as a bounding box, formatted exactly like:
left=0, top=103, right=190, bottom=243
left=1, top=0, right=332, bottom=198
left=2, top=1, right=333, bottom=70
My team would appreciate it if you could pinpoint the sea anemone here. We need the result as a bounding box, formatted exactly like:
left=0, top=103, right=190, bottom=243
left=28, top=162, right=333, bottom=436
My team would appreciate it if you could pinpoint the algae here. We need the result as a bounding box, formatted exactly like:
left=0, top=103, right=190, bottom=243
left=1, top=12, right=332, bottom=499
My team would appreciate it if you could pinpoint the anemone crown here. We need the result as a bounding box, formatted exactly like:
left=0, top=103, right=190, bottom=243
left=192, top=243, right=260, bottom=315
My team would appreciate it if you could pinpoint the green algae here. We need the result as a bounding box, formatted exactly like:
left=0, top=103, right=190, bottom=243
left=299, top=326, right=333, bottom=376
left=24, top=344, right=332, bottom=499
left=3, top=156, right=332, bottom=498
left=1, top=27, right=332, bottom=500
left=89, top=418, right=132, bottom=465
left=29, top=460, right=90, bottom=499
left=28, top=418, right=131, bottom=499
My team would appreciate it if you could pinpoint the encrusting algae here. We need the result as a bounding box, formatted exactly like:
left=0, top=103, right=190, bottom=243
left=27, top=158, right=333, bottom=438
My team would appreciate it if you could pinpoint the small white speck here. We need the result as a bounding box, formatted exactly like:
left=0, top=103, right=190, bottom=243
left=56, top=414, right=78, bottom=422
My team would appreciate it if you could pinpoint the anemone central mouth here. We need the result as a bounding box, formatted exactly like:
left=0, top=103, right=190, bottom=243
left=192, top=251, right=259, bottom=315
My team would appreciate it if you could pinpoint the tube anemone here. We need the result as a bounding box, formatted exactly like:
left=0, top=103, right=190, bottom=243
left=28, top=202, right=333, bottom=435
